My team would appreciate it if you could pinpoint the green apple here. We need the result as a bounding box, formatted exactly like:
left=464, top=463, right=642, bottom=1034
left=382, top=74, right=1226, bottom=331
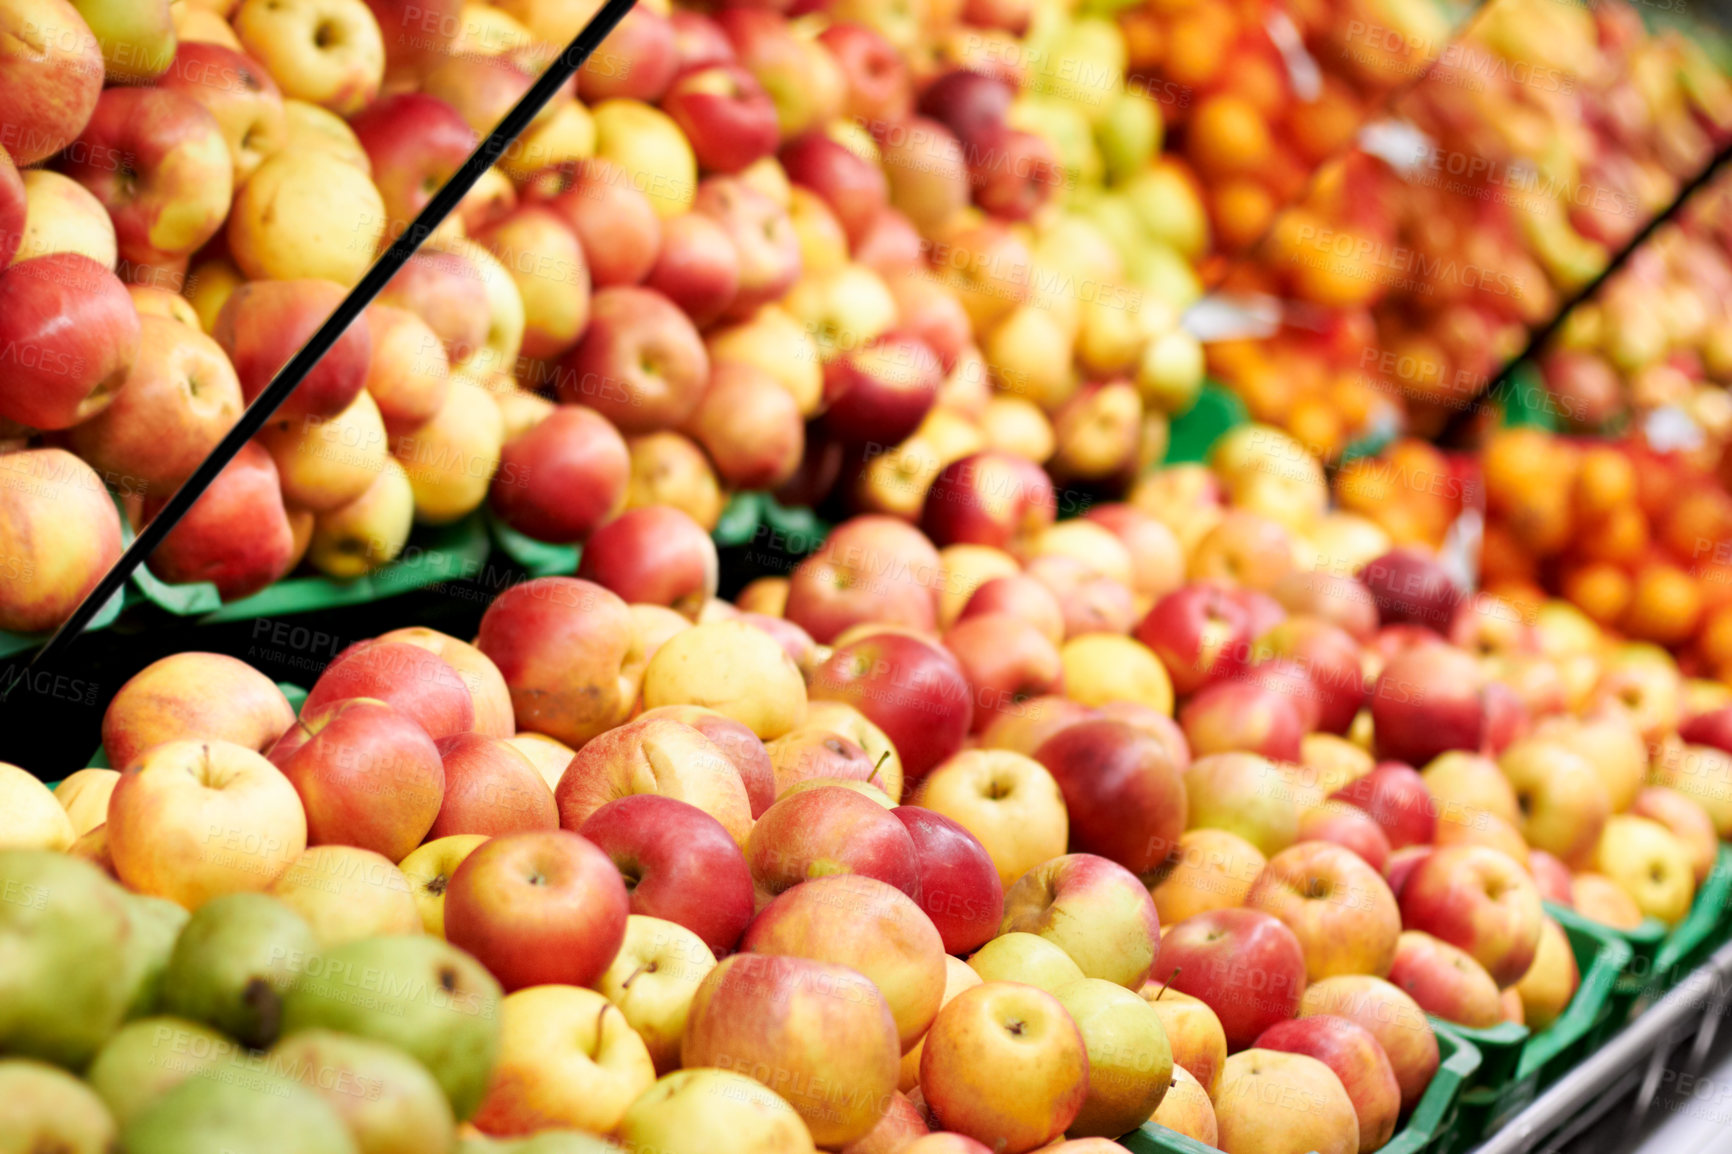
left=161, top=893, right=319, bottom=1050
left=267, top=1030, right=455, bottom=1154
left=1123, top=163, right=1209, bottom=260
left=280, top=935, right=503, bottom=1121
left=1055, top=978, right=1173, bottom=1138
left=120, top=1070, right=359, bottom=1154
left=119, top=893, right=190, bottom=1020
left=85, top=1017, right=239, bottom=1128
left=1031, top=17, right=1127, bottom=125
left=1136, top=328, right=1206, bottom=417
left=1078, top=190, right=1152, bottom=255
left=0, top=1058, right=118, bottom=1153
left=69, top=0, right=177, bottom=83
left=1096, top=90, right=1163, bottom=185
left=1130, top=242, right=1204, bottom=310
left=0, top=850, right=134, bottom=1067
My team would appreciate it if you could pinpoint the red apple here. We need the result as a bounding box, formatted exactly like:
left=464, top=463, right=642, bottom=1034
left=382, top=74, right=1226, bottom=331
left=0, top=252, right=139, bottom=430
left=884, top=266, right=970, bottom=373
left=275, top=698, right=444, bottom=861
left=579, top=793, right=755, bottom=955
left=810, top=632, right=973, bottom=782
left=916, top=69, right=1013, bottom=148
left=1034, top=719, right=1187, bottom=875
left=1329, top=761, right=1436, bottom=850
left=214, top=278, right=372, bottom=420
left=1002, top=852, right=1163, bottom=988
left=476, top=577, right=637, bottom=748
left=1155, top=907, right=1309, bottom=1051
left=555, top=716, right=754, bottom=844
left=1681, top=706, right=1732, bottom=756
left=154, top=42, right=287, bottom=185
left=421, top=51, right=545, bottom=137
left=1135, top=583, right=1255, bottom=697
left=378, top=249, right=491, bottom=365
left=1357, top=549, right=1464, bottom=632
left=1528, top=849, right=1575, bottom=907
left=0, top=448, right=123, bottom=634
left=691, top=176, right=801, bottom=319
left=747, top=785, right=921, bottom=902
left=785, top=518, right=944, bottom=642
left=363, top=0, right=461, bottom=87
left=0, top=0, right=104, bottom=167
left=1253, top=617, right=1366, bottom=735
left=56, top=87, right=233, bottom=267
left=557, top=286, right=709, bottom=433
left=1253, top=1016, right=1401, bottom=1154
left=1273, top=570, right=1381, bottom=644
left=428, top=732, right=559, bottom=839
left=958, top=575, right=1066, bottom=646
left=781, top=130, right=889, bottom=247
left=1180, top=678, right=1307, bottom=763
left=142, top=441, right=295, bottom=599
left=892, top=805, right=1004, bottom=955
left=1397, top=844, right=1543, bottom=988
left=302, top=639, right=477, bottom=741
left=967, top=126, right=1061, bottom=222
left=644, top=210, right=740, bottom=330
left=823, top=331, right=943, bottom=446
left=490, top=405, right=630, bottom=545
left=943, top=613, right=1065, bottom=734
left=577, top=506, right=719, bottom=619
left=1297, top=802, right=1393, bottom=874
left=637, top=704, right=776, bottom=818
left=683, top=361, right=804, bottom=489
left=1028, top=557, right=1141, bottom=640
left=444, top=828, right=630, bottom=991
left=349, top=92, right=477, bottom=240
left=527, top=158, right=663, bottom=289
left=921, top=451, right=1056, bottom=551
left=581, top=3, right=678, bottom=103
left=819, top=22, right=909, bottom=125
left=660, top=63, right=780, bottom=175
left=669, top=9, right=735, bottom=70
left=1384, top=846, right=1432, bottom=897
left=0, top=146, right=22, bottom=268
left=1370, top=642, right=1491, bottom=766
left=1387, top=930, right=1503, bottom=1028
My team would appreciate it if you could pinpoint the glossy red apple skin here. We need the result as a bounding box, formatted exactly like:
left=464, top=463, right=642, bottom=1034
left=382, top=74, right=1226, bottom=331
left=1135, top=583, right=1256, bottom=697
left=142, top=441, right=295, bottom=600
left=0, top=148, right=23, bottom=268
left=1296, top=802, right=1394, bottom=874
left=669, top=10, right=736, bottom=70
left=891, top=805, right=1004, bottom=955
left=660, top=63, right=780, bottom=175
left=1358, top=549, right=1464, bottom=632
left=944, top=613, right=1064, bottom=735
left=580, top=793, right=756, bottom=955
left=444, top=829, right=630, bottom=991
left=364, top=0, right=462, bottom=87
left=810, top=633, right=973, bottom=784
left=428, top=732, right=559, bottom=839
left=1179, top=678, right=1308, bottom=764
left=644, top=211, right=741, bottom=330
left=577, top=506, right=720, bottom=618
left=276, top=698, right=445, bottom=861
left=556, top=285, right=710, bottom=434
left=491, top=406, right=630, bottom=544
left=0, top=0, right=104, bottom=167
left=302, top=639, right=477, bottom=741
left=349, top=92, right=477, bottom=236
left=747, top=786, right=923, bottom=902
left=823, top=332, right=943, bottom=447
left=1330, top=762, right=1436, bottom=849
left=967, top=125, right=1062, bottom=222
left=1155, top=907, right=1309, bottom=1051
left=1681, top=707, right=1732, bottom=756
left=0, top=253, right=140, bottom=430
left=1370, top=643, right=1488, bottom=767
left=528, top=158, right=663, bottom=289
left=921, top=451, right=1056, bottom=550
left=214, top=278, right=373, bottom=420
left=781, top=131, right=889, bottom=247
left=916, top=68, right=1013, bottom=148
left=581, top=3, right=679, bottom=104
left=819, top=21, right=910, bottom=125
left=1035, top=719, right=1187, bottom=875
left=692, top=176, right=801, bottom=320
left=1254, top=1015, right=1402, bottom=1154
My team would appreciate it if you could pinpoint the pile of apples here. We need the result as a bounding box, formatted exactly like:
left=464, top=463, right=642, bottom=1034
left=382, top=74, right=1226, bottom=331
left=0, top=0, right=1217, bottom=639
left=8, top=411, right=1732, bottom=1153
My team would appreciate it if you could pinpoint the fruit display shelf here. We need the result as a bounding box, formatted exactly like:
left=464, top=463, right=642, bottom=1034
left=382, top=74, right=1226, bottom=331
left=1120, top=1028, right=1482, bottom=1154
left=1430, top=911, right=1634, bottom=1150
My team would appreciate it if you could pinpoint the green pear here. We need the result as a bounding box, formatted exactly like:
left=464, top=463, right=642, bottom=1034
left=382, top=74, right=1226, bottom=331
left=85, top=1016, right=240, bottom=1128
left=280, top=935, right=502, bottom=1121
left=267, top=1030, right=456, bottom=1154
left=1129, top=242, right=1204, bottom=311
left=68, top=0, right=178, bottom=83
left=1079, top=190, right=1154, bottom=255
left=0, top=850, right=134, bottom=1067
left=119, top=1070, right=359, bottom=1154
left=1031, top=16, right=1127, bottom=124
left=119, top=893, right=190, bottom=1020
left=162, top=893, right=319, bottom=1050
left=1096, top=90, right=1163, bottom=185
left=1122, top=164, right=1210, bottom=260
left=0, top=1058, right=118, bottom=1153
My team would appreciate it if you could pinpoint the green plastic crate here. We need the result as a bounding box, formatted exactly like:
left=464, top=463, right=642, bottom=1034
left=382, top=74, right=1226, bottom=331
left=1161, top=382, right=1247, bottom=466
left=1119, top=1027, right=1481, bottom=1154
left=1434, top=906, right=1632, bottom=1148
left=1650, top=844, right=1732, bottom=983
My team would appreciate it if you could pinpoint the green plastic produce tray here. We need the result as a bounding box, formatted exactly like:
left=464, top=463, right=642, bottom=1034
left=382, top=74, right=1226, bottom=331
left=1161, top=382, right=1246, bottom=466
left=1434, top=906, right=1633, bottom=1149
left=1119, top=1027, right=1480, bottom=1154
left=1650, top=844, right=1732, bottom=983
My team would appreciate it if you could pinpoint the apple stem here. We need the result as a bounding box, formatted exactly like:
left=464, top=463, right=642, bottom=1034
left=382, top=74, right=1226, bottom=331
left=1155, top=967, right=1181, bottom=999
left=870, top=749, right=891, bottom=786
left=620, top=962, right=651, bottom=991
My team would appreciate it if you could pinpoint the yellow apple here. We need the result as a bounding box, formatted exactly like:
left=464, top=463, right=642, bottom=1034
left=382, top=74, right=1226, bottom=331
left=1055, top=978, right=1173, bottom=1138
left=54, top=767, right=120, bottom=838
left=592, top=99, right=697, bottom=219
left=900, top=955, right=983, bottom=1092
left=266, top=845, right=422, bottom=946
left=233, top=0, right=385, bottom=116
left=967, top=932, right=1086, bottom=995
left=1514, top=915, right=1579, bottom=1031
left=227, top=147, right=387, bottom=286
left=397, top=834, right=488, bottom=937
left=0, top=764, right=76, bottom=851
left=1592, top=815, right=1696, bottom=926
left=594, top=915, right=717, bottom=1075
left=391, top=376, right=505, bottom=525
left=1059, top=634, right=1172, bottom=713
left=641, top=621, right=807, bottom=740
left=912, top=750, right=1069, bottom=888
left=14, top=170, right=118, bottom=268
left=617, top=1069, right=815, bottom=1154
left=472, top=985, right=656, bottom=1135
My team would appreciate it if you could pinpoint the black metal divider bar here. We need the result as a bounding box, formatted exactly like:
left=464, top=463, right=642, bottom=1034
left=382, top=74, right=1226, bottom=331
left=0, top=0, right=637, bottom=706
